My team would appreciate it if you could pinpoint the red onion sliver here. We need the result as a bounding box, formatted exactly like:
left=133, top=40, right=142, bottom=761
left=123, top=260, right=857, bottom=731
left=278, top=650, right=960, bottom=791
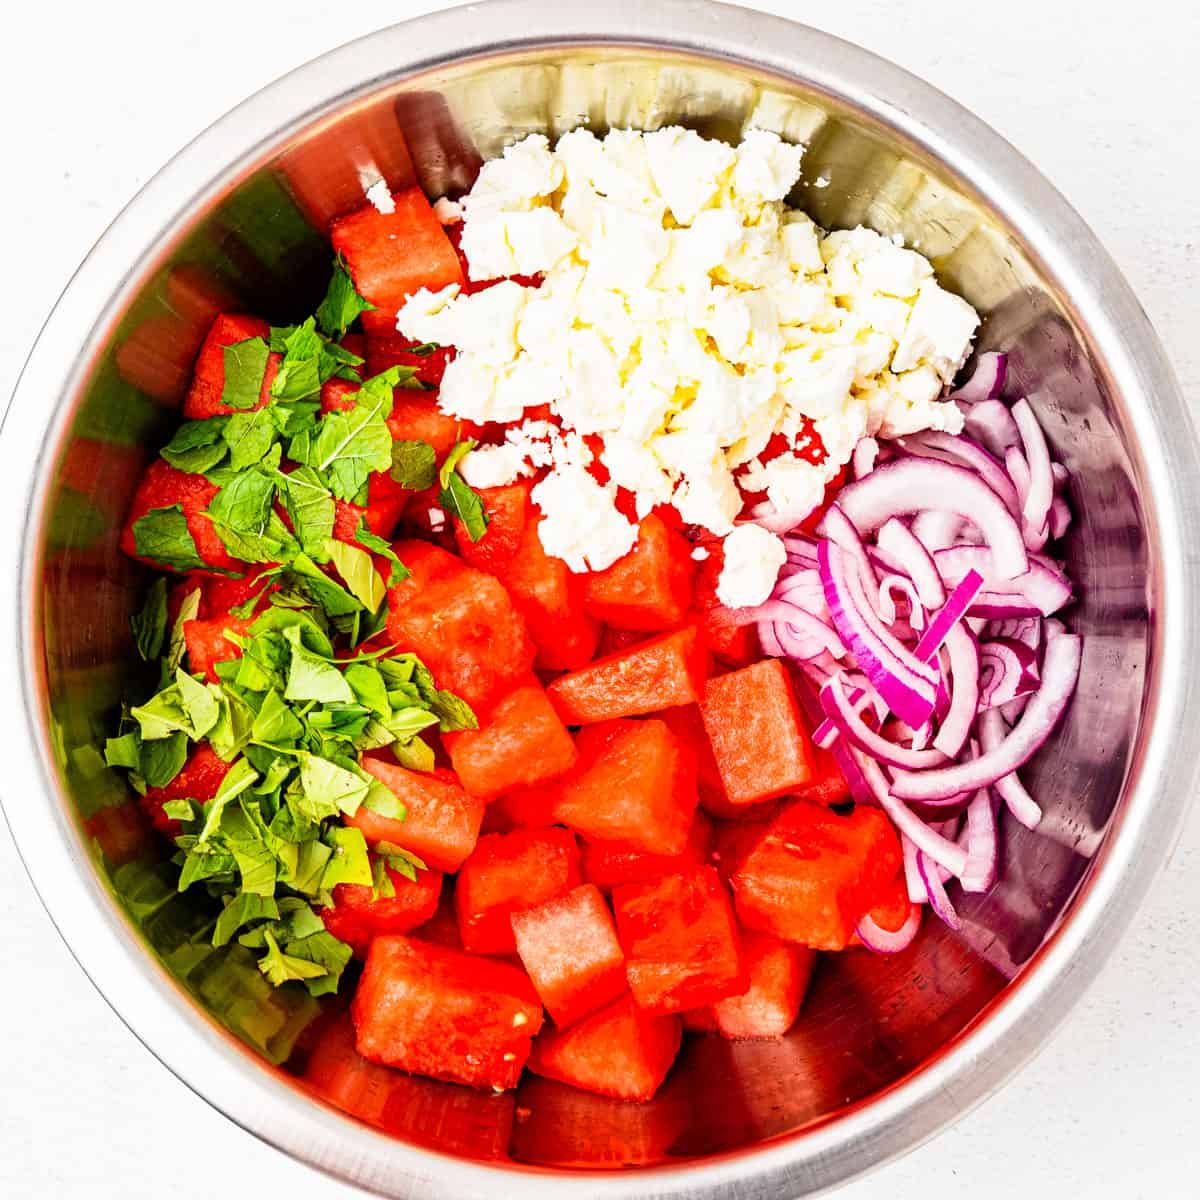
left=978, top=638, right=1040, bottom=710
left=890, top=633, right=1082, bottom=800
left=818, top=673, right=949, bottom=769
left=854, top=437, right=879, bottom=479
left=1012, top=398, right=1055, bottom=534
left=989, top=615, right=1042, bottom=653
left=963, top=398, right=1021, bottom=458
left=1049, top=496, right=1072, bottom=539
left=860, top=756, right=969, bottom=877
left=875, top=518, right=947, bottom=607
left=878, top=573, right=925, bottom=628
left=903, top=835, right=928, bottom=903
left=1000, top=693, right=1032, bottom=724
left=856, top=904, right=923, bottom=954
left=914, top=570, right=985, bottom=663
left=949, top=350, right=1007, bottom=403
left=918, top=852, right=963, bottom=929
left=979, top=707, right=1043, bottom=829
left=1005, top=445, right=1031, bottom=507
left=960, top=787, right=999, bottom=893
left=934, top=546, right=1072, bottom=617
left=901, top=430, right=1022, bottom=518
left=833, top=459, right=1029, bottom=580
left=821, top=504, right=879, bottom=588
left=930, top=625, right=979, bottom=758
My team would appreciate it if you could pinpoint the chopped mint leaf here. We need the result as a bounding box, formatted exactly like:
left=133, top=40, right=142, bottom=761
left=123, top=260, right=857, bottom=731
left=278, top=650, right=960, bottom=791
left=320, top=826, right=373, bottom=890
left=251, top=687, right=305, bottom=745
left=277, top=466, right=335, bottom=561
left=405, top=342, right=440, bottom=357
left=132, top=505, right=208, bottom=572
left=379, top=844, right=427, bottom=884
left=385, top=707, right=442, bottom=741
left=197, top=757, right=259, bottom=843
left=297, top=752, right=369, bottom=818
left=283, top=625, right=355, bottom=704
left=175, top=667, right=220, bottom=739
left=275, top=553, right=362, bottom=618
left=281, top=929, right=353, bottom=997
left=327, top=540, right=386, bottom=613
left=271, top=401, right=320, bottom=439
left=257, top=929, right=329, bottom=986
left=439, top=439, right=475, bottom=488
left=343, top=662, right=390, bottom=717
left=437, top=441, right=489, bottom=543
left=163, top=585, right=202, bottom=684
left=130, top=672, right=216, bottom=742
left=316, top=256, right=376, bottom=340
left=104, top=732, right=142, bottom=770
left=213, top=892, right=279, bottom=948
left=161, top=418, right=230, bottom=474
left=208, top=685, right=255, bottom=762
left=354, top=519, right=409, bottom=586
left=223, top=407, right=278, bottom=471
left=131, top=578, right=168, bottom=662
left=308, top=370, right=397, bottom=501
left=270, top=319, right=325, bottom=403
left=390, top=439, right=437, bottom=491
left=361, top=776, right=406, bottom=820
left=139, top=730, right=188, bottom=788
left=161, top=798, right=195, bottom=823
left=220, top=337, right=270, bottom=410
left=206, top=465, right=298, bottom=564
left=393, top=735, right=436, bottom=773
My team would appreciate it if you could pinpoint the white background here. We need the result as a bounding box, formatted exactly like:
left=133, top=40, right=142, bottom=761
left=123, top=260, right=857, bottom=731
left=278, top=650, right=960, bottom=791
left=1, top=1, right=1197, bottom=1196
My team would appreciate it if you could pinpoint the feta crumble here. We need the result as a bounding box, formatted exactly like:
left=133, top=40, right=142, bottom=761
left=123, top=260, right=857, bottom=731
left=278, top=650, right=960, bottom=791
left=363, top=178, right=395, bottom=215
left=717, top=524, right=788, bottom=609
left=398, top=127, right=979, bottom=581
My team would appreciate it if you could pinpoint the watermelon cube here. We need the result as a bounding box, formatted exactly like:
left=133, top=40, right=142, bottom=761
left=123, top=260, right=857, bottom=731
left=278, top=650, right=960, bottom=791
left=330, top=188, right=465, bottom=336
left=582, top=811, right=713, bottom=894
left=140, top=742, right=231, bottom=839
left=183, top=312, right=278, bottom=420
left=452, top=482, right=530, bottom=576
left=794, top=741, right=852, bottom=807
left=681, top=1007, right=719, bottom=1034
left=546, top=627, right=709, bottom=725
left=183, top=615, right=250, bottom=683
left=410, top=881, right=463, bottom=951
left=386, top=540, right=534, bottom=717
left=707, top=932, right=816, bottom=1040
left=511, top=884, right=627, bottom=1028
left=356, top=758, right=486, bottom=873
left=552, top=719, right=698, bottom=857
left=443, top=681, right=577, bottom=801
left=365, top=336, right=455, bottom=389
left=200, top=565, right=278, bottom=617
left=455, top=828, right=582, bottom=955
left=612, top=866, right=746, bottom=1014
left=709, top=813, right=779, bottom=886
left=387, top=395, right=469, bottom=462
left=732, top=800, right=903, bottom=950
left=320, top=862, right=444, bottom=956
left=527, top=995, right=681, bottom=1103
left=657, top=703, right=731, bottom=815
left=699, top=659, right=816, bottom=808
left=120, top=460, right=245, bottom=575
left=352, top=935, right=543, bottom=1090
left=849, top=873, right=917, bottom=947
left=690, top=543, right=760, bottom=667
left=480, top=781, right=561, bottom=835
left=582, top=513, right=695, bottom=631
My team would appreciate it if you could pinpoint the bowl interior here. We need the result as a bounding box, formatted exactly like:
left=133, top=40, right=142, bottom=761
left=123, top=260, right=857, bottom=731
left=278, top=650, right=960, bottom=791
left=33, top=41, right=1152, bottom=1172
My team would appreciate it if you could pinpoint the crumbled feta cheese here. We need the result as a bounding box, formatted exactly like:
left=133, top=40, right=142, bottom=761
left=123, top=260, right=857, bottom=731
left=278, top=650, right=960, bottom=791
left=364, top=178, right=395, bottom=215
left=433, top=197, right=464, bottom=225
left=427, top=508, right=446, bottom=532
left=397, top=129, right=979, bottom=557
left=531, top=465, right=638, bottom=571
left=717, top=524, right=788, bottom=608
left=692, top=546, right=710, bottom=561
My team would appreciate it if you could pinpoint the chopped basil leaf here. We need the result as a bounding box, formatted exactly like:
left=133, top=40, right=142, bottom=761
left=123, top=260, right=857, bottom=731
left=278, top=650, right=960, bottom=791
left=139, top=730, right=189, bottom=789
left=276, top=553, right=362, bottom=618
left=206, top=463, right=298, bottom=564
left=316, top=257, right=376, bottom=340
left=297, top=753, right=369, bottom=818
left=257, top=929, right=329, bottom=986
left=390, top=439, right=437, bottom=490
left=392, top=735, right=436, bottom=773
left=283, top=625, right=355, bottom=704
left=132, top=505, right=207, bottom=572
left=220, top=337, right=270, bottom=410
left=277, top=466, right=335, bottom=561
left=320, top=826, right=373, bottom=889
left=104, top=732, right=142, bottom=771
left=213, top=892, right=279, bottom=948
left=353, top=520, right=409, bottom=587
left=131, top=578, right=168, bottom=662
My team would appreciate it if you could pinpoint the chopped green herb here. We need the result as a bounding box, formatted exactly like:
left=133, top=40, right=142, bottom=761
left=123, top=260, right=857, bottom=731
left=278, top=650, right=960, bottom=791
left=390, top=439, right=438, bottom=491
left=131, top=578, right=168, bottom=662
left=161, top=418, right=230, bottom=474
left=354, top=520, right=409, bottom=587
left=316, top=256, right=376, bottom=340
left=276, top=466, right=335, bottom=561
left=305, top=370, right=398, bottom=501
left=220, top=337, right=270, bottom=410
left=132, top=505, right=208, bottom=572
left=437, top=439, right=489, bottom=542
left=327, top=540, right=386, bottom=613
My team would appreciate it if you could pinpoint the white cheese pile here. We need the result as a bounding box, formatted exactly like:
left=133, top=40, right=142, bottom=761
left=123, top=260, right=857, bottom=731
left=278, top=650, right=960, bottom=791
left=398, top=127, right=979, bottom=605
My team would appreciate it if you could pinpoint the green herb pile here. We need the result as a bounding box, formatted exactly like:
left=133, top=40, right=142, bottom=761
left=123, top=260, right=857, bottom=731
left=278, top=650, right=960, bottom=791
left=104, top=261, right=488, bottom=995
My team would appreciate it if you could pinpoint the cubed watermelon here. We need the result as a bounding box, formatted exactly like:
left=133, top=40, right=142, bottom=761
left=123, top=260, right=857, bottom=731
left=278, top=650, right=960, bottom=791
left=183, top=615, right=250, bottom=682
left=546, top=627, right=709, bottom=725
left=794, top=741, right=851, bottom=807
left=582, top=513, right=695, bottom=631
left=356, top=758, right=486, bottom=873
left=849, top=872, right=917, bottom=947
left=709, top=813, right=779, bottom=886
left=320, top=862, right=443, bottom=956
left=612, top=866, right=746, bottom=1015
left=582, top=811, right=713, bottom=894
left=691, top=543, right=761, bottom=667
left=657, top=703, right=731, bottom=815
left=527, top=995, right=681, bottom=1103
left=84, top=800, right=156, bottom=867
left=140, top=743, right=231, bottom=839
left=511, top=883, right=627, bottom=1028
left=120, top=460, right=245, bottom=574
left=183, top=313, right=278, bottom=420
left=699, top=659, right=816, bottom=808
left=443, top=681, right=577, bottom=801
left=480, top=781, right=562, bottom=835
left=410, top=881, right=463, bottom=951
left=365, top=336, right=456, bottom=388
left=352, top=935, right=543, bottom=1090
left=455, top=828, right=582, bottom=956
left=552, top=719, right=698, bottom=857
left=200, top=565, right=278, bottom=617
left=387, top=395, right=469, bottom=462
left=453, top=482, right=530, bottom=576
left=707, top=932, right=816, bottom=1040
left=732, top=800, right=902, bottom=950
left=330, top=189, right=465, bottom=336
left=386, top=540, right=535, bottom=716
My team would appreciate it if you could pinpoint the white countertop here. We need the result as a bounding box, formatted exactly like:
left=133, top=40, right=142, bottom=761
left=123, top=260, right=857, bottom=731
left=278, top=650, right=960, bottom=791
left=2, top=1, right=1197, bottom=1196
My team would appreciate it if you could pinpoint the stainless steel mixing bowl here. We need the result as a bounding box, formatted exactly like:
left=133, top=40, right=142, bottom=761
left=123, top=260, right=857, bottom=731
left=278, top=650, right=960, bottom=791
left=3, top=1, right=1197, bottom=1195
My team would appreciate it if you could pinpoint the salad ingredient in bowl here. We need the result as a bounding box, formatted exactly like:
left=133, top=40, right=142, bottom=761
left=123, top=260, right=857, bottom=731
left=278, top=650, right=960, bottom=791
left=104, top=125, right=1079, bottom=1103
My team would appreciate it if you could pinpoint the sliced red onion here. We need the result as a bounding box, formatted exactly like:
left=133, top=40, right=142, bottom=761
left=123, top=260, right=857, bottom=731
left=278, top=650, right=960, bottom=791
left=930, top=625, right=979, bottom=758
left=856, top=904, right=923, bottom=954
left=792, top=674, right=876, bottom=807
left=875, top=518, right=947, bottom=608
left=1000, top=693, right=1032, bottom=724
left=820, top=504, right=879, bottom=588
left=878, top=574, right=926, bottom=628
left=1049, top=496, right=1072, bottom=539
left=860, top=756, right=969, bottom=877
left=989, top=615, right=1042, bottom=653
left=1005, top=445, right=1031, bottom=507
left=770, top=616, right=849, bottom=662
left=834, top=459, right=1028, bottom=580
left=1051, top=461, right=1069, bottom=490
left=963, top=398, right=1022, bottom=458
left=914, top=570, right=985, bottom=663
left=819, top=540, right=938, bottom=728
left=978, top=638, right=1040, bottom=710
left=911, top=510, right=964, bottom=552
left=918, top=852, right=962, bottom=930
left=853, top=437, right=879, bottom=479
left=934, top=546, right=1072, bottom=617
left=818, top=673, right=949, bottom=770
left=949, top=350, right=1007, bottom=403
left=901, top=431, right=1022, bottom=518
left=1011, top=398, right=1054, bottom=535
left=903, top=835, right=928, bottom=903
left=979, top=707, right=1043, bottom=829
left=960, top=787, right=999, bottom=893
left=890, top=633, right=1082, bottom=800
